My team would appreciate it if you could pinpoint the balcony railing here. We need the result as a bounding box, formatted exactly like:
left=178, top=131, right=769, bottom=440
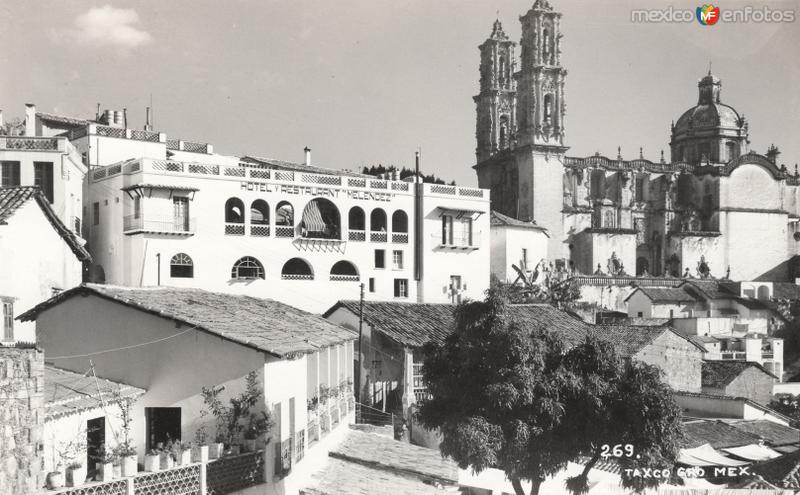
left=370, top=231, right=387, bottom=242
left=432, top=232, right=481, bottom=249
left=123, top=215, right=195, bottom=235
left=224, top=223, right=245, bottom=235
left=0, top=136, right=61, bottom=151
left=250, top=225, right=270, bottom=237
left=392, top=233, right=409, bottom=243
left=275, top=226, right=294, bottom=238
left=720, top=351, right=747, bottom=360
left=207, top=450, right=264, bottom=495
left=348, top=230, right=366, bottom=241
left=763, top=352, right=775, bottom=360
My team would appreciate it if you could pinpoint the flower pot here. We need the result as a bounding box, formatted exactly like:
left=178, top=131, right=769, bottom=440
left=121, top=455, right=137, bottom=477
left=244, top=439, right=257, bottom=452
left=178, top=449, right=192, bottom=465
left=46, top=471, right=64, bottom=490
left=144, top=454, right=160, bottom=472
left=113, top=464, right=122, bottom=478
left=96, top=462, right=115, bottom=482
left=160, top=452, right=174, bottom=470
left=66, top=464, right=87, bottom=487
left=192, top=445, right=209, bottom=463
left=228, top=444, right=241, bottom=456
left=208, top=443, right=224, bottom=459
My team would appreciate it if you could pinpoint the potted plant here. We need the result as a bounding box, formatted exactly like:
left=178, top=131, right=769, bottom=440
left=209, top=436, right=225, bottom=459
left=94, top=446, right=117, bottom=482
left=243, top=411, right=275, bottom=451
left=114, top=442, right=138, bottom=477
left=307, top=396, right=319, bottom=416
left=192, top=412, right=210, bottom=463
left=144, top=449, right=161, bottom=472
left=66, top=461, right=87, bottom=487
left=45, top=467, right=64, bottom=490
left=170, top=440, right=192, bottom=466
left=201, top=371, right=267, bottom=456
left=159, top=443, right=174, bottom=470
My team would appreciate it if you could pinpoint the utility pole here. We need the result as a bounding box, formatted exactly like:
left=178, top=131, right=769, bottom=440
left=357, top=283, right=365, bottom=404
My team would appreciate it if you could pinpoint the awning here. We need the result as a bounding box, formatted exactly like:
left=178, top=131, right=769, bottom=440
left=677, top=444, right=750, bottom=467
left=723, top=444, right=782, bottom=462
left=437, top=207, right=484, bottom=219
left=302, top=200, right=326, bottom=232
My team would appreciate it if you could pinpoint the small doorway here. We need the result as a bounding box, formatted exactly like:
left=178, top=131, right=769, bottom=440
left=86, top=417, right=105, bottom=478
left=173, top=197, right=190, bottom=231
left=145, top=407, right=182, bottom=451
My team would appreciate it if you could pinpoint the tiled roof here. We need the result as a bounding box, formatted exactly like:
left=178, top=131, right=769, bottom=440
left=596, top=324, right=706, bottom=357
left=0, top=186, right=91, bottom=261
left=682, top=280, right=737, bottom=300
left=702, top=361, right=778, bottom=388
left=735, top=297, right=772, bottom=310
left=121, top=183, right=200, bottom=192
left=326, top=301, right=594, bottom=348
left=20, top=284, right=356, bottom=358
left=681, top=419, right=762, bottom=449
left=752, top=450, right=800, bottom=489
left=773, top=283, right=800, bottom=301
left=241, top=156, right=371, bottom=178
left=36, top=112, right=93, bottom=128
left=45, top=365, right=144, bottom=422
left=675, top=391, right=795, bottom=424
left=722, top=420, right=800, bottom=447
left=625, top=287, right=697, bottom=303
left=490, top=210, right=548, bottom=233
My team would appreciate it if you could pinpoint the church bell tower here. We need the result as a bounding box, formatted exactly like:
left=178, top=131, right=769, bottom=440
left=474, top=19, right=517, bottom=164
left=515, top=0, right=566, bottom=147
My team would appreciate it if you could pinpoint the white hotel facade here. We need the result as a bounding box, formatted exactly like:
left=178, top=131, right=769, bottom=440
left=38, top=106, right=491, bottom=312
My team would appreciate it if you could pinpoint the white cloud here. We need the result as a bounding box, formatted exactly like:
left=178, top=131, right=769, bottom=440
left=70, top=5, right=152, bottom=49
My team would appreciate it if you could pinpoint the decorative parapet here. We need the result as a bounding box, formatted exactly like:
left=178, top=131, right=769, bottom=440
left=206, top=450, right=265, bottom=495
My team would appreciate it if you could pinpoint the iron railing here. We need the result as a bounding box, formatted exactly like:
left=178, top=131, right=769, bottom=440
left=123, top=215, right=196, bottom=235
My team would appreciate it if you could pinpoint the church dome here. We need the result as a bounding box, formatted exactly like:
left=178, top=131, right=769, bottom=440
left=673, top=71, right=742, bottom=134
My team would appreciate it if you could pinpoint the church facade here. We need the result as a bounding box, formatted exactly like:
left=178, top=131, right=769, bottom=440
left=474, top=0, right=800, bottom=282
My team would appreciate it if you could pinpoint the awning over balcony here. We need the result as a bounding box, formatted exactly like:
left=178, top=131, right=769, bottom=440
left=121, top=183, right=199, bottom=199
left=436, top=206, right=484, bottom=219
left=302, top=198, right=327, bottom=233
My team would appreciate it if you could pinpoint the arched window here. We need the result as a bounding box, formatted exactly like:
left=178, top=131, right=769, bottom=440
left=231, top=256, right=264, bottom=280
left=636, top=257, right=649, bottom=276
left=170, top=253, right=194, bottom=278
left=726, top=141, right=738, bottom=162
left=757, top=286, right=770, bottom=301
left=300, top=198, right=341, bottom=239
left=225, top=198, right=245, bottom=223
left=330, top=261, right=359, bottom=281
left=603, top=210, right=615, bottom=229
left=281, top=258, right=314, bottom=280
left=543, top=29, right=550, bottom=58
left=276, top=201, right=294, bottom=226
left=250, top=200, right=270, bottom=225
left=349, top=207, right=365, bottom=231
left=370, top=208, right=387, bottom=232
left=544, top=94, right=553, bottom=122
left=391, top=210, right=408, bottom=233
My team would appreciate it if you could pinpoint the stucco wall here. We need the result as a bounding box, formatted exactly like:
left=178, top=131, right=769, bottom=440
left=722, top=367, right=775, bottom=405
left=634, top=331, right=702, bottom=393
left=0, top=201, right=84, bottom=343
left=43, top=403, right=126, bottom=474
left=490, top=226, right=549, bottom=283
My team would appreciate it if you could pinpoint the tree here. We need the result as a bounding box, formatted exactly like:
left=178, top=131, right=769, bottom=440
left=417, top=287, right=683, bottom=495
left=769, top=394, right=800, bottom=428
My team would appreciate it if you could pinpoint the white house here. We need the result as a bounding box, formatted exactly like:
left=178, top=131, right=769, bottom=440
left=0, top=186, right=90, bottom=344
left=489, top=210, right=549, bottom=283
left=20, top=284, right=357, bottom=495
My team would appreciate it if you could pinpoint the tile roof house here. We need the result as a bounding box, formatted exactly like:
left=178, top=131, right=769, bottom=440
left=752, top=450, right=800, bottom=489
left=324, top=300, right=704, bottom=436
left=0, top=186, right=89, bottom=343
left=19, top=285, right=357, bottom=491
left=681, top=419, right=764, bottom=449
left=721, top=420, right=800, bottom=453
left=702, top=361, right=778, bottom=405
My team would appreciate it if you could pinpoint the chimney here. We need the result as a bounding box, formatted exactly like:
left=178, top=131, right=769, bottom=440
left=304, top=147, right=311, bottom=166
left=24, top=103, right=36, bottom=136
left=96, top=103, right=101, bottom=121
left=145, top=107, right=152, bottom=131
left=123, top=108, right=128, bottom=128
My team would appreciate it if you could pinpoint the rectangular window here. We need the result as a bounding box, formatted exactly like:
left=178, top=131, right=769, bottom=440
left=374, top=250, right=385, bottom=269
left=368, top=278, right=375, bottom=293
left=637, top=312, right=643, bottom=318
left=635, top=176, right=645, bottom=202
left=1, top=161, right=20, bottom=187
left=33, top=162, right=54, bottom=203
left=173, top=197, right=189, bottom=231
left=392, top=250, right=404, bottom=270
left=144, top=407, right=181, bottom=452
left=521, top=248, right=528, bottom=269
left=2, top=300, right=13, bottom=341
left=459, top=218, right=473, bottom=246
left=393, top=279, right=408, bottom=298
left=93, top=202, right=100, bottom=225
left=441, top=216, right=453, bottom=245
left=450, top=275, right=462, bottom=304
left=133, top=197, right=141, bottom=219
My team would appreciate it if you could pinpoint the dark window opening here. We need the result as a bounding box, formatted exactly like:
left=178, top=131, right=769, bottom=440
left=348, top=207, right=365, bottom=231
left=86, top=417, right=105, bottom=479
left=145, top=407, right=181, bottom=452
left=331, top=261, right=358, bottom=277
left=170, top=253, right=194, bottom=278
left=393, top=279, right=408, bottom=298
left=93, top=202, right=100, bottom=226
left=225, top=197, right=245, bottom=223
left=33, top=162, right=54, bottom=203
left=232, top=256, right=264, bottom=280
left=300, top=198, right=340, bottom=239
left=370, top=209, right=387, bottom=232
left=368, top=278, right=375, bottom=292
left=391, top=210, right=408, bottom=233
left=251, top=199, right=270, bottom=225
left=0, top=161, right=20, bottom=187
left=281, top=258, right=314, bottom=279
left=374, top=250, right=385, bottom=269
left=276, top=201, right=294, bottom=226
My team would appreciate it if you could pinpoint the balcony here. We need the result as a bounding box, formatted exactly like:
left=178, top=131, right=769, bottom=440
left=392, top=233, right=409, bottom=244
left=0, top=136, right=63, bottom=151
left=432, top=232, right=481, bottom=250
left=224, top=223, right=245, bottom=236
left=370, top=231, right=387, bottom=243
left=720, top=351, right=747, bottom=360
left=348, top=230, right=366, bottom=242
left=123, top=215, right=195, bottom=236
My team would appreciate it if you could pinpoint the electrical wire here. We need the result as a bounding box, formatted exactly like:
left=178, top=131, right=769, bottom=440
left=45, top=328, right=193, bottom=360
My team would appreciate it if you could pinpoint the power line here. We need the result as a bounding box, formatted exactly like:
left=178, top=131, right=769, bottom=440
left=45, top=328, right=193, bottom=360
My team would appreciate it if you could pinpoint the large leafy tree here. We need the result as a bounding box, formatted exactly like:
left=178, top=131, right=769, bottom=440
left=417, top=288, right=683, bottom=495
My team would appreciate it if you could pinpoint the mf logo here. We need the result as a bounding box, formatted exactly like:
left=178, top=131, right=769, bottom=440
left=696, top=4, right=721, bottom=25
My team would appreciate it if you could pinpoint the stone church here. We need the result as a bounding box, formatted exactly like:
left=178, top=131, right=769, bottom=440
left=474, top=0, right=800, bottom=282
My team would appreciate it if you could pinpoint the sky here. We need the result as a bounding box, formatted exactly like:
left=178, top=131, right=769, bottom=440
left=1, top=0, right=798, bottom=186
